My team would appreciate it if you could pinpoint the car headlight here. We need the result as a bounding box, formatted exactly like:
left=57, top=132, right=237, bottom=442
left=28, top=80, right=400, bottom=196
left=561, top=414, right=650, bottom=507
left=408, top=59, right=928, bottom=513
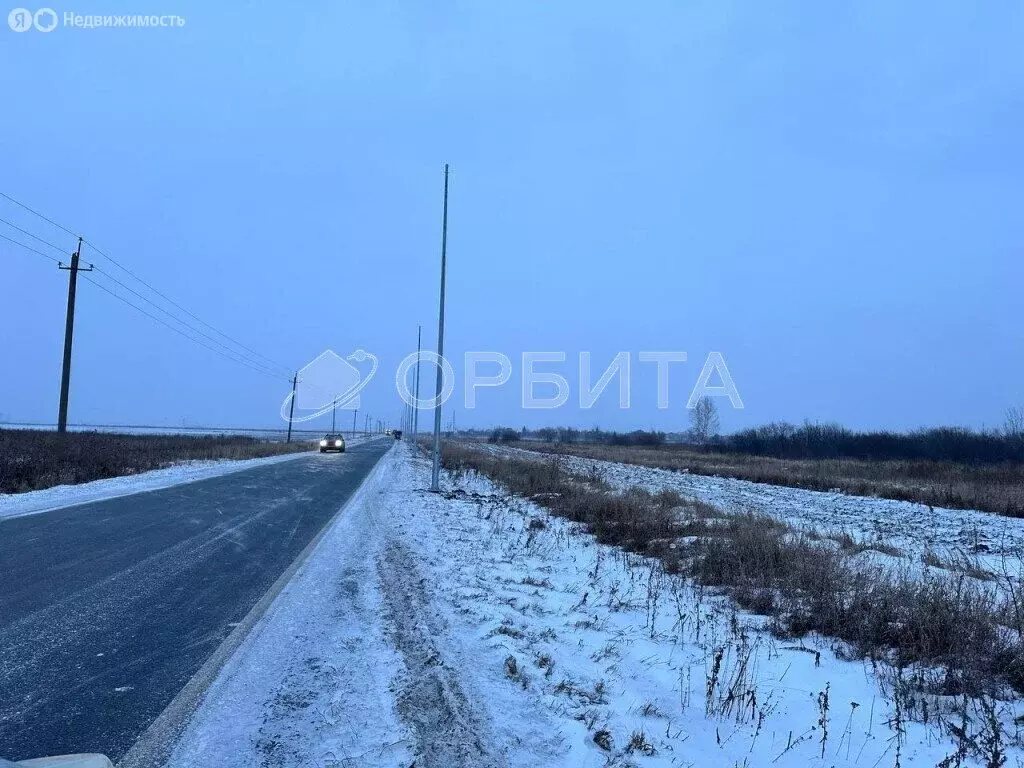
left=335, top=440, right=342, bottom=447
left=319, top=440, right=327, bottom=447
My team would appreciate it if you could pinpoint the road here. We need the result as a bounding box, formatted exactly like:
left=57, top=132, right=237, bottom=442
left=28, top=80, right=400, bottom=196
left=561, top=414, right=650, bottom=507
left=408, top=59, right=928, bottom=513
left=0, top=439, right=391, bottom=763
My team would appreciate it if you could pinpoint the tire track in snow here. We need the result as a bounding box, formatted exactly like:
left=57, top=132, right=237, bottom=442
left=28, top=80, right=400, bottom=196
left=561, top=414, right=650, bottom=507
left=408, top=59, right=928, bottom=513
left=377, top=541, right=502, bottom=768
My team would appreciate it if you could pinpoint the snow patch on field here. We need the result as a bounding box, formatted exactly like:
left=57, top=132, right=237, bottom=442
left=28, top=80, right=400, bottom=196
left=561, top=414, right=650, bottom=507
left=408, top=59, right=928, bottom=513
left=0, top=436, right=379, bottom=521
left=483, top=444, right=1024, bottom=589
left=168, top=444, right=1018, bottom=767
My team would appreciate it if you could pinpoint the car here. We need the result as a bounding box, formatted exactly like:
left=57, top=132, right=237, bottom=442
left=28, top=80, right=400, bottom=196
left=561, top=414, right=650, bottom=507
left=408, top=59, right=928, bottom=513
left=393, top=429, right=402, bottom=440
left=319, top=434, right=346, bottom=453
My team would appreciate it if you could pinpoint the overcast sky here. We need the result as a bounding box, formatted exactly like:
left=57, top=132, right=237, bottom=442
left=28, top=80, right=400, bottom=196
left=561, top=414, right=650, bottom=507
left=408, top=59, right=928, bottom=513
left=1, top=1, right=1021, bottom=433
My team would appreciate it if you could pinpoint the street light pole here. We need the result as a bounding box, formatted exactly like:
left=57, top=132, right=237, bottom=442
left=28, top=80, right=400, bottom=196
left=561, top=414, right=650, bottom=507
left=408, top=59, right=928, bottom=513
left=413, top=324, right=422, bottom=439
left=430, top=164, right=450, bottom=492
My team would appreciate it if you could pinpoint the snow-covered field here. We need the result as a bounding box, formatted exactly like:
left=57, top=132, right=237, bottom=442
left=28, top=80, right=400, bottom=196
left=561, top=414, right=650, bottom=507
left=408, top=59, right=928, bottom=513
left=482, top=444, right=1024, bottom=590
left=168, top=444, right=1020, bottom=767
left=0, top=436, right=378, bottom=521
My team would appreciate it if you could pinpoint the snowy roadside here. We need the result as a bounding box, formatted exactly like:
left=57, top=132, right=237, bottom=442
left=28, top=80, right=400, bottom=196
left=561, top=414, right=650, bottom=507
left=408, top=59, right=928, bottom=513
left=166, top=442, right=563, bottom=768
left=0, top=436, right=378, bottom=521
left=165, top=443, right=1017, bottom=767
left=165, top=444, right=414, bottom=768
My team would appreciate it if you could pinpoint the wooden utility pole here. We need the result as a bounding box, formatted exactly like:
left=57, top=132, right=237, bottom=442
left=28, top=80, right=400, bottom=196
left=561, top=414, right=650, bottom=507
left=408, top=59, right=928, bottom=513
left=57, top=237, right=92, bottom=433
left=431, top=164, right=450, bottom=492
left=286, top=372, right=297, bottom=442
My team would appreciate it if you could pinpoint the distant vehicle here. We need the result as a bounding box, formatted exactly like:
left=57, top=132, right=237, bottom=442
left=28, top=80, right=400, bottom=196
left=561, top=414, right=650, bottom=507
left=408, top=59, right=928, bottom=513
left=393, top=430, right=403, bottom=440
left=385, top=429, right=393, bottom=436
left=319, top=434, right=345, bottom=453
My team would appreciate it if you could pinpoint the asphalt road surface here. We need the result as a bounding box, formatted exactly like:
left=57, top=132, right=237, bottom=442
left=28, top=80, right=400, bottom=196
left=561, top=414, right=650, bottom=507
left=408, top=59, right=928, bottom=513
left=0, top=440, right=391, bottom=763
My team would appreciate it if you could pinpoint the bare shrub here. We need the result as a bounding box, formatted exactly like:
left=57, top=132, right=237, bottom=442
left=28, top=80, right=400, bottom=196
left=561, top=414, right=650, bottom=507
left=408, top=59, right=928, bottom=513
left=488, top=427, right=521, bottom=443
left=627, top=730, right=656, bottom=755
left=692, top=515, right=1022, bottom=696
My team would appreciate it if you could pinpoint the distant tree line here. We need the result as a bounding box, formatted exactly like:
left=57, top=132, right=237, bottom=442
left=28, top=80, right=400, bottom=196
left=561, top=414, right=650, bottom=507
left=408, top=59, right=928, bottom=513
left=488, top=426, right=667, bottom=446
left=714, top=420, right=1024, bottom=464
left=482, top=406, right=1024, bottom=464
left=482, top=405, right=1024, bottom=464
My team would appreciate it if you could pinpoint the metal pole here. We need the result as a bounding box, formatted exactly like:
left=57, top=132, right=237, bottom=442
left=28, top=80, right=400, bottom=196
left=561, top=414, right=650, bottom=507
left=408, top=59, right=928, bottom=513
left=57, top=237, right=91, bottom=433
left=286, top=372, right=297, bottom=443
left=413, top=324, right=421, bottom=438
left=352, top=408, right=358, bottom=438
left=430, top=164, right=449, bottom=491
left=331, top=399, right=336, bottom=432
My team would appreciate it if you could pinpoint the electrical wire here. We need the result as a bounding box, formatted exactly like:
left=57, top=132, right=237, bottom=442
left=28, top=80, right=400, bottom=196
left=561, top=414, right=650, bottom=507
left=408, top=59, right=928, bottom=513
left=0, top=231, right=63, bottom=265
left=0, top=190, right=296, bottom=379
left=1, top=227, right=299, bottom=387
left=83, top=239, right=294, bottom=376
left=80, top=274, right=293, bottom=383
left=89, top=265, right=286, bottom=380
left=0, top=216, right=74, bottom=256
left=0, top=191, right=78, bottom=238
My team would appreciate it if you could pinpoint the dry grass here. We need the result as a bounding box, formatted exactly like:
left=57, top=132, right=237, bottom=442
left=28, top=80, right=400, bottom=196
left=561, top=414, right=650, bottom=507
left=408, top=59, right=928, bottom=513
left=828, top=531, right=904, bottom=558
left=443, top=441, right=1024, bottom=696
left=516, top=441, right=1024, bottom=518
left=0, top=428, right=314, bottom=493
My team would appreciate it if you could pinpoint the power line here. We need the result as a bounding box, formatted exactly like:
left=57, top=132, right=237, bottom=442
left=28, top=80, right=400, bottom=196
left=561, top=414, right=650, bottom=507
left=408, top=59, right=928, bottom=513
left=89, top=265, right=286, bottom=379
left=0, top=191, right=332, bottom=425
left=2, top=225, right=293, bottom=394
left=0, top=231, right=63, bottom=264
left=1, top=226, right=331, bottom=396
left=0, top=189, right=295, bottom=377
left=0, top=216, right=73, bottom=255
left=83, top=239, right=293, bottom=375
left=0, top=191, right=78, bottom=238
left=80, top=273, right=292, bottom=383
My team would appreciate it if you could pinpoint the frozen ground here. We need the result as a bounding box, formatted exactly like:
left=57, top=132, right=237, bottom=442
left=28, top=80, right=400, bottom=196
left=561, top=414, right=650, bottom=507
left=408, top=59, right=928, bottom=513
left=0, top=436, right=378, bottom=521
left=482, top=444, right=1024, bottom=587
left=167, top=444, right=1018, bottom=767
